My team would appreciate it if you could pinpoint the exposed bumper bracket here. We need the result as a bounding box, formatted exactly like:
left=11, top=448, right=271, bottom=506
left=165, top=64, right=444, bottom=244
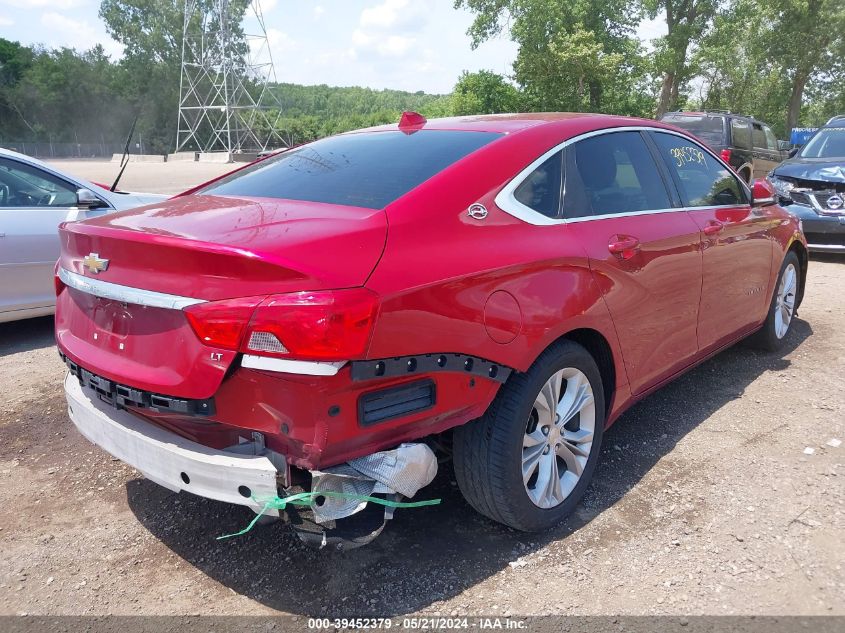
left=61, top=353, right=216, bottom=416
left=351, top=353, right=513, bottom=383
left=806, top=243, right=845, bottom=253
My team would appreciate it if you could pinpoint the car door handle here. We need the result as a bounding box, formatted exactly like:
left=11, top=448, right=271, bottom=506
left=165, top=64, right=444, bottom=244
left=703, top=221, right=725, bottom=236
left=608, top=235, right=640, bottom=256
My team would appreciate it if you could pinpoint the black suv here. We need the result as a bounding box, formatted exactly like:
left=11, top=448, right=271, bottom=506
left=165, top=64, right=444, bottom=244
left=768, top=115, right=845, bottom=253
left=659, top=111, right=789, bottom=183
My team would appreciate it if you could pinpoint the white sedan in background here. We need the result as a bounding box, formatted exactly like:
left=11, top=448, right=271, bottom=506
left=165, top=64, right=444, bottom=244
left=0, top=148, right=166, bottom=323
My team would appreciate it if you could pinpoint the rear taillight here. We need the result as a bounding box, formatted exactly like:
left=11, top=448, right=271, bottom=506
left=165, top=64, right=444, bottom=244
left=720, top=149, right=732, bottom=164
left=184, top=297, right=264, bottom=351
left=183, top=288, right=380, bottom=361
left=244, top=288, right=379, bottom=361
left=54, top=261, right=65, bottom=296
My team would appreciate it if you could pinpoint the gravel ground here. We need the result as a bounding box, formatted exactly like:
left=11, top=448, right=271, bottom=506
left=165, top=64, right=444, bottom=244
left=46, top=159, right=237, bottom=195
left=0, top=248, right=842, bottom=616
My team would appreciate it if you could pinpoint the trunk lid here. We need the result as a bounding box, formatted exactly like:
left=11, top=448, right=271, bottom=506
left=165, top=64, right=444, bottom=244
left=59, top=195, right=387, bottom=298
left=56, top=195, right=387, bottom=399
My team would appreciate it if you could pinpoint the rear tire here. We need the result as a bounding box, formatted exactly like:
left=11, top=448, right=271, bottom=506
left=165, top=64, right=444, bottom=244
left=453, top=340, right=605, bottom=532
left=751, top=251, right=800, bottom=351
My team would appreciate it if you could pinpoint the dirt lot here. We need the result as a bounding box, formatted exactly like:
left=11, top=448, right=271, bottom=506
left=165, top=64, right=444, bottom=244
left=47, top=159, right=236, bottom=195
left=0, top=160, right=842, bottom=615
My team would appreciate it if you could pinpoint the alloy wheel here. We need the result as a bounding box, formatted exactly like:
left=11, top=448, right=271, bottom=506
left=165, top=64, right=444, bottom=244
left=774, top=262, right=797, bottom=339
left=522, top=367, right=596, bottom=509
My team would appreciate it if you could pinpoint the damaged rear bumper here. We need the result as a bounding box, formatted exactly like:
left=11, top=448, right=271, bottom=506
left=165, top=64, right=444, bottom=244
left=64, top=373, right=282, bottom=516
left=64, top=372, right=439, bottom=546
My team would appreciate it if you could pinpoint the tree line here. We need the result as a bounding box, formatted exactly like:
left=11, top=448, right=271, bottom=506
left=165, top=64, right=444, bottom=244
left=1, top=0, right=843, bottom=153
left=457, top=0, right=844, bottom=136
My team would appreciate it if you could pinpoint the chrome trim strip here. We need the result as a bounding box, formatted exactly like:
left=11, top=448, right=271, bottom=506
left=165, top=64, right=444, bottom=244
left=494, top=140, right=571, bottom=226
left=806, top=243, right=845, bottom=252
left=752, top=196, right=776, bottom=207
left=564, top=206, right=681, bottom=223
left=59, top=267, right=206, bottom=310
left=241, top=355, right=346, bottom=376
left=494, top=125, right=749, bottom=226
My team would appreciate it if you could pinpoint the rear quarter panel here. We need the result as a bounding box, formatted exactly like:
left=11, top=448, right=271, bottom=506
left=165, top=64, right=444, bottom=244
left=766, top=203, right=808, bottom=301
left=366, top=215, right=622, bottom=375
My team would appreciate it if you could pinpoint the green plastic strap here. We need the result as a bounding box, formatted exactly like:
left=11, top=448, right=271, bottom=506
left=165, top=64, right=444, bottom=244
left=217, top=491, right=441, bottom=540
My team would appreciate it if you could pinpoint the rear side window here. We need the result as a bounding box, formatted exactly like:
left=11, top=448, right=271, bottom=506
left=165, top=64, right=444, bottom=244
left=651, top=132, right=747, bottom=207
left=563, top=131, right=672, bottom=219
left=200, top=130, right=501, bottom=210
left=513, top=152, right=562, bottom=218
left=730, top=118, right=752, bottom=150
left=660, top=114, right=725, bottom=146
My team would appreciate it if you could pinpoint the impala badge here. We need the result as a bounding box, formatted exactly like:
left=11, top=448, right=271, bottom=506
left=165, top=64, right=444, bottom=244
left=468, top=203, right=488, bottom=220
left=83, top=253, right=109, bottom=274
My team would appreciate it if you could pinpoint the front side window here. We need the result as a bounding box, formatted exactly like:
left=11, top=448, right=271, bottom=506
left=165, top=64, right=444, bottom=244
left=730, top=118, right=752, bottom=150
left=799, top=126, right=845, bottom=158
left=200, top=130, right=502, bottom=210
left=0, top=158, right=78, bottom=208
left=513, top=151, right=562, bottom=218
left=651, top=132, right=747, bottom=207
left=563, top=131, right=672, bottom=219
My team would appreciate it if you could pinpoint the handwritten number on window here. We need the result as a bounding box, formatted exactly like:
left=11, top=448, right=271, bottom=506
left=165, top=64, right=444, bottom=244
left=670, top=146, right=706, bottom=167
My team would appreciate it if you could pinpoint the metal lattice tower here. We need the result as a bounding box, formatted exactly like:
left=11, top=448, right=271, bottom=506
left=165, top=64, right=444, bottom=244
left=176, top=0, right=284, bottom=156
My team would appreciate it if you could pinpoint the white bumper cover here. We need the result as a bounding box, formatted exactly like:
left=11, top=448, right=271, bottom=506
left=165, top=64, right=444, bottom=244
left=64, top=373, right=280, bottom=515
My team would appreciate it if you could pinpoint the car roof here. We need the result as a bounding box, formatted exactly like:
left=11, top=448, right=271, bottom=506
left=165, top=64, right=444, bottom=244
left=355, top=112, right=668, bottom=135
left=662, top=110, right=759, bottom=122
left=0, top=146, right=69, bottom=172
left=663, top=111, right=729, bottom=117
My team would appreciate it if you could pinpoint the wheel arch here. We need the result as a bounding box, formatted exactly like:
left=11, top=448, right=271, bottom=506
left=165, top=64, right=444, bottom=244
left=787, top=240, right=808, bottom=310
left=549, top=327, right=616, bottom=419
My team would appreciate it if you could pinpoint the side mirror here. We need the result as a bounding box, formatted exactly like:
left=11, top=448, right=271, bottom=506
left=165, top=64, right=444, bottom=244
left=76, top=188, right=106, bottom=209
left=751, top=179, right=776, bottom=207
left=788, top=147, right=799, bottom=158
left=777, top=140, right=790, bottom=151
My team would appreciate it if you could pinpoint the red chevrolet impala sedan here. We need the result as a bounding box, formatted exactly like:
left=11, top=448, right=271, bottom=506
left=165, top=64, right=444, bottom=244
left=55, top=113, right=807, bottom=543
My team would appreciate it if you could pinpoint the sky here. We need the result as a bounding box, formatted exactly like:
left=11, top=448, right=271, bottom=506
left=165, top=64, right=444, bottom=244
left=0, top=0, right=667, bottom=95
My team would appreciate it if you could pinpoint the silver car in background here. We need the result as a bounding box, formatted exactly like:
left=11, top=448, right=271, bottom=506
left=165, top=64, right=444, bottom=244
left=0, top=148, right=166, bottom=323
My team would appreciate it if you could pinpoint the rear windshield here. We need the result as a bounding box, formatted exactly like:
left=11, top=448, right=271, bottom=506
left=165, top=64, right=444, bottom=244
left=660, top=114, right=725, bottom=145
left=799, top=127, right=845, bottom=159
left=200, top=130, right=502, bottom=209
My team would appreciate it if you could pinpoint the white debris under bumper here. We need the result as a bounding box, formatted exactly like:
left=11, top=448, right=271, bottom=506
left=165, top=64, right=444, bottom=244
left=64, top=373, right=280, bottom=515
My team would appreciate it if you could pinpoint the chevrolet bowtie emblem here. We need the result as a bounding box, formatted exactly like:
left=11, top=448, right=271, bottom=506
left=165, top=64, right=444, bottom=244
left=82, top=253, right=109, bottom=274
